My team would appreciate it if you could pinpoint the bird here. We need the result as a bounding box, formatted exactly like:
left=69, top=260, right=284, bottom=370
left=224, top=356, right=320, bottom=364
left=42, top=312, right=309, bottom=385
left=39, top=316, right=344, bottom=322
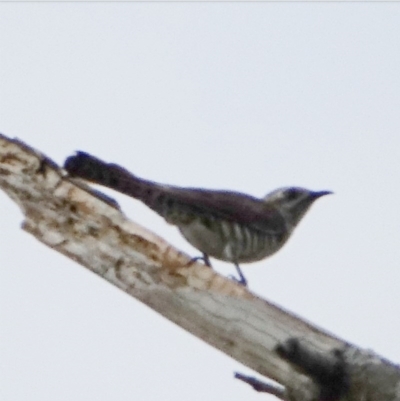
left=64, top=152, right=332, bottom=286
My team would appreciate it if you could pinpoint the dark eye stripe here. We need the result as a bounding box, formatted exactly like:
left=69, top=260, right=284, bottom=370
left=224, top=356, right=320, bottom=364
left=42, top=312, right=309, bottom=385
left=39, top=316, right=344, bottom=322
left=286, top=189, right=299, bottom=200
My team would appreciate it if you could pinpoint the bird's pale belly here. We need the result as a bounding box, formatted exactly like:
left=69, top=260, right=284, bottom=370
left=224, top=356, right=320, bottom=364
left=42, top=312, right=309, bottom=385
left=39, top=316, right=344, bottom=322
left=178, top=218, right=285, bottom=264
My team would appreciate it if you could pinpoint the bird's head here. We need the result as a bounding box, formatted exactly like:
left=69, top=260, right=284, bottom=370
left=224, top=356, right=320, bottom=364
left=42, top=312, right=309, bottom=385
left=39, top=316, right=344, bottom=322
left=263, top=187, right=332, bottom=228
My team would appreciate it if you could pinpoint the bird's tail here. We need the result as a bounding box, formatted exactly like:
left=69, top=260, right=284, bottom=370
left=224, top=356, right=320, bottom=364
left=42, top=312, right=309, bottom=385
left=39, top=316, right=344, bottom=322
left=64, top=152, right=152, bottom=201
left=64, top=152, right=198, bottom=226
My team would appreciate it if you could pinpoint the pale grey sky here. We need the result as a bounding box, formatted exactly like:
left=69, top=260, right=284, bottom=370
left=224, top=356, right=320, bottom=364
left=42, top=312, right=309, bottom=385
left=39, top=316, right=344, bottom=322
left=1, top=3, right=400, bottom=401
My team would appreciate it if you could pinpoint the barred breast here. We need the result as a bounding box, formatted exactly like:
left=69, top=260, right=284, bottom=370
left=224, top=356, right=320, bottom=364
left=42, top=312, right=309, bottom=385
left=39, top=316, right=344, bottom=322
left=178, top=215, right=287, bottom=264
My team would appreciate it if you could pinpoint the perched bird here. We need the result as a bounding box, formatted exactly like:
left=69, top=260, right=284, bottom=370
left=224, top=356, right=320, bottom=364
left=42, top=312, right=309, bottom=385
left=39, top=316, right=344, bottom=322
left=64, top=152, right=332, bottom=286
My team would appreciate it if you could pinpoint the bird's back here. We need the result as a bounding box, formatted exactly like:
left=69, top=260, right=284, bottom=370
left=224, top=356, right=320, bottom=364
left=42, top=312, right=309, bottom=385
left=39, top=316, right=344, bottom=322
left=65, top=152, right=287, bottom=237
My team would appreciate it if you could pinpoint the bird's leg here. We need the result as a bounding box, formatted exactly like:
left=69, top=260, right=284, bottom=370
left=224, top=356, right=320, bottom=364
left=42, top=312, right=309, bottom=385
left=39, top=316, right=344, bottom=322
left=191, top=257, right=247, bottom=287
left=233, top=264, right=248, bottom=287
left=189, top=253, right=212, bottom=267
left=202, top=253, right=211, bottom=267
left=190, top=257, right=247, bottom=287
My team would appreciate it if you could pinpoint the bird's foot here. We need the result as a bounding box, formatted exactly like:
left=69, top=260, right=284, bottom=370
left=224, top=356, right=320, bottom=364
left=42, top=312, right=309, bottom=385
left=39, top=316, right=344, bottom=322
left=232, top=264, right=248, bottom=287
left=228, top=274, right=248, bottom=287
left=188, top=253, right=212, bottom=267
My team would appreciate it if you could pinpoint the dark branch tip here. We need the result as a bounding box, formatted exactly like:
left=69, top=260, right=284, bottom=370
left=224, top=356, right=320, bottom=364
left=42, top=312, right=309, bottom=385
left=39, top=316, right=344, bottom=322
left=275, top=338, right=350, bottom=401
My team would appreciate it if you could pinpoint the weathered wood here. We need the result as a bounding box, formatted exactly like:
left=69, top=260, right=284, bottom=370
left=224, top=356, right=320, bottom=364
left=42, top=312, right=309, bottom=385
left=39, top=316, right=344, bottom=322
left=1, top=133, right=399, bottom=401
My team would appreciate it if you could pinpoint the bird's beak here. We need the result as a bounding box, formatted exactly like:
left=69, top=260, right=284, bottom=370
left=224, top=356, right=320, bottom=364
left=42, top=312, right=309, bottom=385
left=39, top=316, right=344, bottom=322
left=312, top=190, right=334, bottom=198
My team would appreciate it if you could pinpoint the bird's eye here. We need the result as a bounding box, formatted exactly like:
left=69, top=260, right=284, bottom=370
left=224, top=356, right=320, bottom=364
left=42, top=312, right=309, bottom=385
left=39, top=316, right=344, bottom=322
left=286, top=188, right=300, bottom=200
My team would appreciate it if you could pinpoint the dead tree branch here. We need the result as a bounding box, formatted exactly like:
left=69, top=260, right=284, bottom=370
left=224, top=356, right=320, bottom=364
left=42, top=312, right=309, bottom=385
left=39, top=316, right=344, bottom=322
left=1, top=133, right=400, bottom=401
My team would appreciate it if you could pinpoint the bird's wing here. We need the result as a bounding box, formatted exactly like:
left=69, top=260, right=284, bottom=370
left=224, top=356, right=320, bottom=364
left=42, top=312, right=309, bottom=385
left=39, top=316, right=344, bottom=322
left=157, top=186, right=286, bottom=235
left=64, top=152, right=286, bottom=235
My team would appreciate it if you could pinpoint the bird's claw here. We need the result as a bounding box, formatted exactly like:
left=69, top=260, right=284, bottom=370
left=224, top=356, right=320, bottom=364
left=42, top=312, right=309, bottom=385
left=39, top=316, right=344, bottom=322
left=189, top=254, right=212, bottom=267
left=228, top=274, right=248, bottom=287
left=188, top=255, right=212, bottom=267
